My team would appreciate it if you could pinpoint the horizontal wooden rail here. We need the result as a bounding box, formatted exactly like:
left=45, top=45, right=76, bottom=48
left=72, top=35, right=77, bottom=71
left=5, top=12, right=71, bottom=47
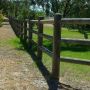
left=62, top=18, right=90, bottom=25
left=32, top=30, right=53, bottom=40
left=31, top=18, right=90, bottom=25
left=61, top=38, right=90, bottom=45
left=31, top=30, right=90, bottom=45
left=61, top=57, right=90, bottom=65
left=39, top=46, right=53, bottom=57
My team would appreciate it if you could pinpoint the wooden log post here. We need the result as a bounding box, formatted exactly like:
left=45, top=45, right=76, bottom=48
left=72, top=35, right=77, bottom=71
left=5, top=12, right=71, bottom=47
left=22, top=21, right=24, bottom=42
left=18, top=20, right=20, bottom=38
left=19, top=20, right=21, bottom=38
left=23, top=20, right=27, bottom=44
left=18, top=20, right=20, bottom=37
left=37, top=16, right=44, bottom=60
left=28, top=18, right=33, bottom=49
left=52, top=13, right=61, bottom=80
left=13, top=18, right=15, bottom=34
left=14, top=18, right=16, bottom=33
left=16, top=19, right=18, bottom=36
left=20, top=20, right=23, bottom=42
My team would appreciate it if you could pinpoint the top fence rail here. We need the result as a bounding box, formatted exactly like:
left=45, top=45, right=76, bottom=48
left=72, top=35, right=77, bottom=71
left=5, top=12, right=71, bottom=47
left=30, top=18, right=90, bottom=25
left=6, top=18, right=90, bottom=25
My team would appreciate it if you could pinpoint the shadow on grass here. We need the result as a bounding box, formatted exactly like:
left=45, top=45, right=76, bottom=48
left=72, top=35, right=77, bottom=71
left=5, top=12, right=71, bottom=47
left=61, top=44, right=90, bottom=52
left=43, top=40, right=90, bottom=52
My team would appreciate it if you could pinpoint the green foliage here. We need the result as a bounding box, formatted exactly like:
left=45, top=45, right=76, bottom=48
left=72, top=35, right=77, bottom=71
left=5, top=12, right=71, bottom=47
left=35, top=11, right=45, bottom=19
left=17, top=7, right=29, bottom=20
left=0, top=11, right=4, bottom=27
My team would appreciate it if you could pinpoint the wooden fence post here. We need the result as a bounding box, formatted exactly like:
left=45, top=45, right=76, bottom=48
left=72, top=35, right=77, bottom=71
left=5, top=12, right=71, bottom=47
left=17, top=20, right=20, bottom=37
left=28, top=18, right=33, bottom=49
left=20, top=20, right=23, bottom=42
left=24, top=20, right=27, bottom=44
left=37, top=16, right=44, bottom=60
left=20, top=20, right=22, bottom=38
left=16, top=19, right=18, bottom=37
left=52, top=13, right=61, bottom=80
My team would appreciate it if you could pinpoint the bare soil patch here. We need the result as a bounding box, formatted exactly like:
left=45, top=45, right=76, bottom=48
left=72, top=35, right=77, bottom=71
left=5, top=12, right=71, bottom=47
left=0, top=24, right=48, bottom=90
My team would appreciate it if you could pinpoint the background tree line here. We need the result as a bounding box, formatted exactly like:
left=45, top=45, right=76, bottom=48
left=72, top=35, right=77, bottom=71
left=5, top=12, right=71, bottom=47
left=0, top=0, right=90, bottom=18
left=0, top=0, right=90, bottom=30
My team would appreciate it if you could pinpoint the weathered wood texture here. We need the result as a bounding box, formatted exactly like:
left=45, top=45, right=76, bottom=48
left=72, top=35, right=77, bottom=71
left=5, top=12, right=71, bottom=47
left=52, top=14, right=61, bottom=80
left=37, top=17, right=44, bottom=60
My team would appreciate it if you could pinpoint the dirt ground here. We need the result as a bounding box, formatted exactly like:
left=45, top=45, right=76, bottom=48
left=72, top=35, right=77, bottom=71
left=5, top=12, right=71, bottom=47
left=0, top=23, right=49, bottom=90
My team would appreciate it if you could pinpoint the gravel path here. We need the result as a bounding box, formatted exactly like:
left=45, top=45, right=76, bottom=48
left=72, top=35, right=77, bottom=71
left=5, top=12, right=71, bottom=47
left=0, top=24, right=48, bottom=90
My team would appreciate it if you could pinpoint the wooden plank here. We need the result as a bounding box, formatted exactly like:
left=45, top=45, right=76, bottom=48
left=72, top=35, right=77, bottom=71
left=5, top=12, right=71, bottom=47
left=28, top=19, right=33, bottom=49
left=20, top=20, right=23, bottom=42
left=62, top=18, right=90, bottom=25
left=23, top=20, right=27, bottom=43
left=52, top=13, right=61, bottom=80
left=61, top=57, right=90, bottom=65
left=61, top=38, right=90, bottom=45
left=31, top=18, right=90, bottom=25
left=39, top=46, right=53, bottom=57
left=37, top=17, right=44, bottom=60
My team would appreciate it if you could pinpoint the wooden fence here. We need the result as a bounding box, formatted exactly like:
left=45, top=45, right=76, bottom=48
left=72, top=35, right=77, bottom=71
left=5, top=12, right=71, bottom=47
left=9, top=13, right=90, bottom=81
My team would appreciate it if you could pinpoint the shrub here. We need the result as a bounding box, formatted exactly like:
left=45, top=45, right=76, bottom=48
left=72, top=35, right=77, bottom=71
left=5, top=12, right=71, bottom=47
left=0, top=11, right=4, bottom=27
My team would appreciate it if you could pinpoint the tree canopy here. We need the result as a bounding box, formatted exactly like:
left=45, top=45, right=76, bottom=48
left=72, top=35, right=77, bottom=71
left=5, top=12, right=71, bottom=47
left=0, top=0, right=90, bottom=18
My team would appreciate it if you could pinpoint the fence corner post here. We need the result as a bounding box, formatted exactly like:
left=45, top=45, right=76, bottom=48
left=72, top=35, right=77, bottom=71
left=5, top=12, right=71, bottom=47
left=37, top=16, right=44, bottom=60
left=52, top=13, right=62, bottom=81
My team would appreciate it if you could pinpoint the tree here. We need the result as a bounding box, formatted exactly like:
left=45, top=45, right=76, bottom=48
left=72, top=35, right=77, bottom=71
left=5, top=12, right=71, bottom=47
left=0, top=0, right=10, bottom=15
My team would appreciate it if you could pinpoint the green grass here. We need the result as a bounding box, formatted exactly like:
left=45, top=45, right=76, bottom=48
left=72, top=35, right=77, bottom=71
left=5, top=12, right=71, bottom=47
left=0, top=37, right=21, bottom=47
